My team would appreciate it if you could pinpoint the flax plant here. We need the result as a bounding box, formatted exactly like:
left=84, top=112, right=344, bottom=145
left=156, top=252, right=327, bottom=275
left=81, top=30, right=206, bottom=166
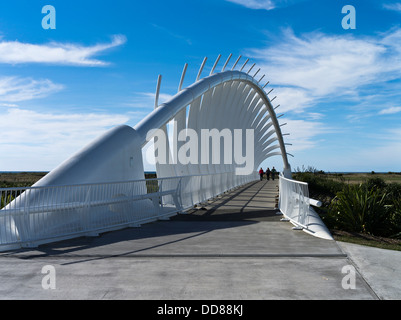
left=328, top=184, right=390, bottom=235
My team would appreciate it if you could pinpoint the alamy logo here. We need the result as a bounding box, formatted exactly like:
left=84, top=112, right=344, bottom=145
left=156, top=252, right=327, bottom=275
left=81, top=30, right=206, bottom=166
left=341, top=265, right=356, bottom=290
left=146, top=124, right=255, bottom=175
left=41, top=265, right=56, bottom=290
left=42, top=5, right=56, bottom=30
left=342, top=5, right=356, bottom=30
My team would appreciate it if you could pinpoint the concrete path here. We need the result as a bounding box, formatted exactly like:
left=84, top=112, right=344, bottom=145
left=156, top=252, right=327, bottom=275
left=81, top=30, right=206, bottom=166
left=337, top=241, right=401, bottom=300
left=0, top=179, right=398, bottom=300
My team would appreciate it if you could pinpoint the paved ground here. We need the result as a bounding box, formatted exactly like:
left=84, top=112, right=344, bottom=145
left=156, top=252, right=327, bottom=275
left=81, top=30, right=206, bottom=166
left=337, top=241, right=401, bottom=300
left=0, top=180, right=399, bottom=300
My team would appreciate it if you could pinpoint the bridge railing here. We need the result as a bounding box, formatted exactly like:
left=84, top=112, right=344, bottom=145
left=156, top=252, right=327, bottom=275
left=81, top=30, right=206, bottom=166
left=0, top=171, right=258, bottom=251
left=278, top=173, right=322, bottom=230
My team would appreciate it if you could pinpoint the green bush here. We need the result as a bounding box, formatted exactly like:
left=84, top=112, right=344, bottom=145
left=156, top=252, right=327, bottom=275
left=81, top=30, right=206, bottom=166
left=293, top=168, right=401, bottom=238
left=328, top=184, right=391, bottom=236
left=385, top=183, right=401, bottom=200
left=292, top=172, right=344, bottom=197
left=365, top=177, right=387, bottom=191
left=387, top=197, right=401, bottom=238
left=0, top=193, right=14, bottom=210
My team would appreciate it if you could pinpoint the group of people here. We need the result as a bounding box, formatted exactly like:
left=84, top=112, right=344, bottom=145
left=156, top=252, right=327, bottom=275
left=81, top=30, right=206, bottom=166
left=258, top=167, right=277, bottom=181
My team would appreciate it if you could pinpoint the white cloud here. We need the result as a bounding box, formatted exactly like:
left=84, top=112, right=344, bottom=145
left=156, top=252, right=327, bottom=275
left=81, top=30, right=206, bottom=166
left=282, top=118, right=329, bottom=152
left=127, top=92, right=175, bottom=111
left=226, top=0, right=275, bottom=10
left=269, top=86, right=315, bottom=113
left=247, top=28, right=401, bottom=114
left=378, top=106, right=401, bottom=115
left=0, top=76, right=63, bottom=102
left=0, top=108, right=129, bottom=171
left=243, top=28, right=401, bottom=159
left=0, top=35, right=126, bottom=66
left=383, top=3, right=401, bottom=12
left=253, top=29, right=397, bottom=95
left=225, top=0, right=306, bottom=10
left=141, top=92, right=175, bottom=105
left=305, top=112, right=325, bottom=120
left=0, top=103, right=18, bottom=107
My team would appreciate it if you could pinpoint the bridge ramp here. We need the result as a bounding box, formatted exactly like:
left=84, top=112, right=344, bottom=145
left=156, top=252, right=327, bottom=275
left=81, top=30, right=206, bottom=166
left=0, top=179, right=378, bottom=299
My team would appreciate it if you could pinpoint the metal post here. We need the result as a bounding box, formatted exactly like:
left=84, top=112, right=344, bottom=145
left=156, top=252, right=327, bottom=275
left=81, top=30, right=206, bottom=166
left=222, top=53, right=232, bottom=71
left=239, top=58, right=249, bottom=71
left=196, top=57, right=207, bottom=81
left=155, top=75, right=162, bottom=109
left=247, top=63, right=256, bottom=74
left=231, top=55, right=242, bottom=70
left=210, top=54, right=221, bottom=75
left=178, top=63, right=188, bottom=92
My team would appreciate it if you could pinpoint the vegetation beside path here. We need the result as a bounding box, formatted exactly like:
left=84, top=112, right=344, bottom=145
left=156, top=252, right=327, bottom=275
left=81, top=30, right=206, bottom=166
left=292, top=167, right=401, bottom=251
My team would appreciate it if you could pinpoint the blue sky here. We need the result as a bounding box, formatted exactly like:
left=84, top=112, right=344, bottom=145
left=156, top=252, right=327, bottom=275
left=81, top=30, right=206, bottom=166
left=0, top=0, right=401, bottom=172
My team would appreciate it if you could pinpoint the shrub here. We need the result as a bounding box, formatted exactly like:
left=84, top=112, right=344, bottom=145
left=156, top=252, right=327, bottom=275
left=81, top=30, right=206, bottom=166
left=328, top=184, right=391, bottom=236
left=387, top=196, right=401, bottom=238
left=292, top=168, right=401, bottom=237
left=365, top=177, right=386, bottom=191
left=293, top=172, right=344, bottom=197
left=385, top=183, right=401, bottom=201
left=0, top=193, right=14, bottom=210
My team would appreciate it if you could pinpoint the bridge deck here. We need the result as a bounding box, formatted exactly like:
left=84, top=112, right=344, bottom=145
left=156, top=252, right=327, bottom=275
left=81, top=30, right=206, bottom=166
left=173, top=179, right=280, bottom=221
left=0, top=179, right=378, bottom=299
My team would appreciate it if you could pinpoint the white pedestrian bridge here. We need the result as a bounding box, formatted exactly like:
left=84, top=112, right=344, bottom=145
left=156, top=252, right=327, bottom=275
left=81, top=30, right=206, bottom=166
left=0, top=55, right=331, bottom=251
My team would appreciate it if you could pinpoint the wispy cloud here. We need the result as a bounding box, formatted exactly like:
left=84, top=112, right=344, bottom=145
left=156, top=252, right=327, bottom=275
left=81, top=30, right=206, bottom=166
left=151, top=24, right=192, bottom=45
left=0, top=107, right=129, bottom=170
left=125, top=92, right=175, bottom=111
left=247, top=28, right=401, bottom=113
left=226, top=0, right=275, bottom=10
left=0, top=103, right=18, bottom=107
left=0, top=76, right=63, bottom=102
left=383, top=3, right=401, bottom=12
left=140, top=92, right=175, bottom=105
left=378, top=106, right=401, bottom=115
left=225, top=0, right=307, bottom=10
left=283, top=118, right=329, bottom=152
left=243, top=27, right=401, bottom=160
left=0, top=35, right=126, bottom=66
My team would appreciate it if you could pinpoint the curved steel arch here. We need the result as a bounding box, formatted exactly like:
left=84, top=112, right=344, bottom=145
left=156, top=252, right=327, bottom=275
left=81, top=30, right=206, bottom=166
left=27, top=55, right=292, bottom=189
left=136, top=69, right=291, bottom=178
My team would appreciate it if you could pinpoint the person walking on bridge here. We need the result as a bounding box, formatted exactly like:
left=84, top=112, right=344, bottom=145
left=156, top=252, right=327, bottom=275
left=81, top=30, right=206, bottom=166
left=259, top=168, right=264, bottom=181
left=271, top=167, right=277, bottom=180
left=265, top=167, right=271, bottom=181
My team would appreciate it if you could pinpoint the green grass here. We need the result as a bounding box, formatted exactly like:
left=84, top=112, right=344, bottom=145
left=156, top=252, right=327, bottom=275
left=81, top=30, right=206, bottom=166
left=332, top=230, right=401, bottom=251
left=0, top=172, right=48, bottom=188
left=0, top=172, right=158, bottom=188
left=0, top=172, right=160, bottom=209
left=323, top=172, right=401, bottom=185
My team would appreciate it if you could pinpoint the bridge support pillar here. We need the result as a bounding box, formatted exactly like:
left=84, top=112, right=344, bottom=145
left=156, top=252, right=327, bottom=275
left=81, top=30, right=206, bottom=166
left=283, top=166, right=292, bottom=179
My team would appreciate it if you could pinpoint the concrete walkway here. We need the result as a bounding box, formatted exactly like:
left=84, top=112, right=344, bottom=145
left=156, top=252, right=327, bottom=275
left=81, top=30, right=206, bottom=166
left=0, top=179, right=399, bottom=299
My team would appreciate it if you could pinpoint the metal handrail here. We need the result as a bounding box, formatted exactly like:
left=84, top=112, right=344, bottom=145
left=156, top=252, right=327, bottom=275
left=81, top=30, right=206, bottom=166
left=0, top=171, right=258, bottom=251
left=278, top=173, right=321, bottom=230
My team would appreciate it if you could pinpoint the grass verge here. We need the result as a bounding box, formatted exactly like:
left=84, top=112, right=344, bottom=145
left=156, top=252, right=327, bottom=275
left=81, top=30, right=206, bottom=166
left=332, top=229, right=401, bottom=251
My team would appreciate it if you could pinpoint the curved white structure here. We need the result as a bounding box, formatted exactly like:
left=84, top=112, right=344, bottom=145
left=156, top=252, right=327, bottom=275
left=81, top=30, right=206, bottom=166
left=0, top=55, right=298, bottom=250
left=137, top=69, right=291, bottom=180
left=34, top=55, right=292, bottom=187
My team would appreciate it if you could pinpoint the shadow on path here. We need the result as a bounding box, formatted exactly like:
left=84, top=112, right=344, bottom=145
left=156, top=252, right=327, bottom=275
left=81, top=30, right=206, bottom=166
left=1, top=180, right=281, bottom=263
